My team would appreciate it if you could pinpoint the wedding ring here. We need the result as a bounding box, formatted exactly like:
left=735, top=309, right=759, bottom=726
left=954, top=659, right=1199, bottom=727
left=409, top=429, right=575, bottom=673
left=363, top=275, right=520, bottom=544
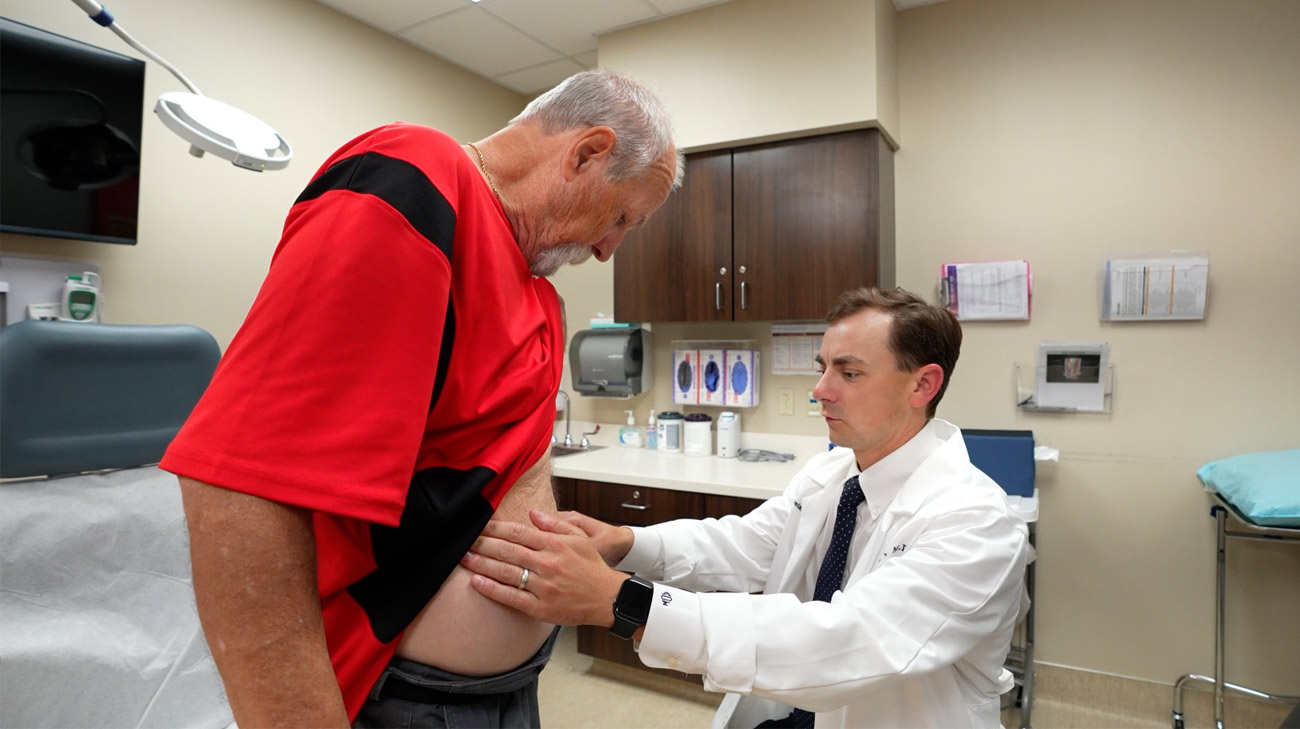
left=518, top=567, right=530, bottom=591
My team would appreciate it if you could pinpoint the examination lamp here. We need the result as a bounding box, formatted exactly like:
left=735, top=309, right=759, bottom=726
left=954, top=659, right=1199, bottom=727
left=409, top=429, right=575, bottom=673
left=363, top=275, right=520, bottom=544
left=70, top=0, right=293, bottom=172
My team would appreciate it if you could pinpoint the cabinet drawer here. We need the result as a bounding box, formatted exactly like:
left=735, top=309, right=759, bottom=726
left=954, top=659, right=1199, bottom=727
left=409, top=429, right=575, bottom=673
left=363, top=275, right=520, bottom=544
left=575, top=480, right=703, bottom=527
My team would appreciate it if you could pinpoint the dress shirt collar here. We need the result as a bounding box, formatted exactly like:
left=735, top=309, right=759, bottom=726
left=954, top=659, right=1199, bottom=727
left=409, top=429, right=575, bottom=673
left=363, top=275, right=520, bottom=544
left=850, top=419, right=945, bottom=520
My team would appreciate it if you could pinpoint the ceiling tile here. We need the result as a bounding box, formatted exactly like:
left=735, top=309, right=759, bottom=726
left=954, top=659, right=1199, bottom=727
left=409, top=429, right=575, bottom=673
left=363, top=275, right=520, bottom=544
left=315, top=0, right=466, bottom=33
left=400, top=8, right=564, bottom=78
left=575, top=51, right=598, bottom=68
left=485, top=0, right=659, bottom=56
left=643, top=0, right=735, bottom=17
left=495, top=58, right=588, bottom=96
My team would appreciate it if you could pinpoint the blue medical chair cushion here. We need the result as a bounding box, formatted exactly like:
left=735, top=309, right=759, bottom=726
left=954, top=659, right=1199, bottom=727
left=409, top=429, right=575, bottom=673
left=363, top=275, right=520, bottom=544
left=1197, top=449, right=1300, bottom=527
left=963, top=429, right=1035, bottom=497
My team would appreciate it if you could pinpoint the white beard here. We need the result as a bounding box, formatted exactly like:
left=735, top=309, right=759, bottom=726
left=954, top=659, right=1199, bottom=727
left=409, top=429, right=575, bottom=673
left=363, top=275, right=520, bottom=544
left=529, top=242, right=592, bottom=277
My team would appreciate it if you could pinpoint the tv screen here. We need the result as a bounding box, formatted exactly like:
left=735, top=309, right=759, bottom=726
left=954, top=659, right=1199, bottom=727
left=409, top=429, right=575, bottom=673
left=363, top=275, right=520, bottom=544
left=1, top=17, right=145, bottom=245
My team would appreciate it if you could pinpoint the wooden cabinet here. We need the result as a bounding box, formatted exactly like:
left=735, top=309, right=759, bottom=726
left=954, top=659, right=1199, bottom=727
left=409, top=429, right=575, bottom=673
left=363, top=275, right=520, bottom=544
left=614, top=129, right=894, bottom=323
left=555, top=477, right=767, bottom=680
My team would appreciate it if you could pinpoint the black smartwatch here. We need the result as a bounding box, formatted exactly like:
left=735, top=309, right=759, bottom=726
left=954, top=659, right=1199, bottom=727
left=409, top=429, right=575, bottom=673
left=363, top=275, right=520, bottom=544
left=610, top=576, right=654, bottom=639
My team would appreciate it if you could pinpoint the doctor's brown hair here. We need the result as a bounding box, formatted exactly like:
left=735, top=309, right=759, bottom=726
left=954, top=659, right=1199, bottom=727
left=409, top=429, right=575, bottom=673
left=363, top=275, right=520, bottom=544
left=826, top=287, right=962, bottom=418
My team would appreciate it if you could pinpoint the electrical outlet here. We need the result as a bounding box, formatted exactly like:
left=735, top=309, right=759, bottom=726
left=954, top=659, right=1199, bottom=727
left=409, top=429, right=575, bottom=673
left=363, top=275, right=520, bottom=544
left=807, top=390, right=821, bottom=417
left=778, top=388, right=795, bottom=415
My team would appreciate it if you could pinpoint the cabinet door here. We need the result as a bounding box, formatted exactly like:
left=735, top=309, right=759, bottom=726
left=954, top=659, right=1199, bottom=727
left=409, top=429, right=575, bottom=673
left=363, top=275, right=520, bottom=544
left=552, top=477, right=577, bottom=512
left=702, top=494, right=767, bottom=520
left=732, top=129, right=894, bottom=321
left=613, top=151, right=732, bottom=323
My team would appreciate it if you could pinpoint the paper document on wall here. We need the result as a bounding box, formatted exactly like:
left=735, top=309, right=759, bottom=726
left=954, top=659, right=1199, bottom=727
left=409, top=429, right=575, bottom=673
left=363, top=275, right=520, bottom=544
left=770, top=323, right=825, bottom=376
left=1102, top=255, right=1208, bottom=321
left=940, top=260, right=1030, bottom=320
left=1035, top=341, right=1107, bottom=411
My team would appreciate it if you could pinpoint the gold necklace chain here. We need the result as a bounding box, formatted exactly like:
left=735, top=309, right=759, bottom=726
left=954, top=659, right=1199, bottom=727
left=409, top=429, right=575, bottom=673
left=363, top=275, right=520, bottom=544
left=466, top=142, right=500, bottom=200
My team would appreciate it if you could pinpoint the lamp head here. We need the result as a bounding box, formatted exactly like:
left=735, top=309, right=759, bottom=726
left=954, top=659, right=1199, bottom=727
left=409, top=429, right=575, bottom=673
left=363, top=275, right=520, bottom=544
left=153, top=91, right=292, bottom=172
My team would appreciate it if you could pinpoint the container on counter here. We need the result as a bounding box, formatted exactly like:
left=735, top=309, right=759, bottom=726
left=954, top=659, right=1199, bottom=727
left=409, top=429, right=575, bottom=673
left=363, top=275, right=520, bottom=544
left=684, top=413, right=712, bottom=456
left=656, top=411, right=684, bottom=453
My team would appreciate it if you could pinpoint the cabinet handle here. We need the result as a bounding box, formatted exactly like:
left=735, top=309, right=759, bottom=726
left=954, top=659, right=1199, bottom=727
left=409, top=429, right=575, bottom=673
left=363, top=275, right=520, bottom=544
left=620, top=501, right=650, bottom=511
left=715, top=282, right=722, bottom=310
left=740, top=281, right=748, bottom=310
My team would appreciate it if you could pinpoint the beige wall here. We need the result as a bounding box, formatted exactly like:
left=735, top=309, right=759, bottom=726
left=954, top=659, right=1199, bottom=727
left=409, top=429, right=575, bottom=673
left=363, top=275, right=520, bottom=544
left=896, top=0, right=1300, bottom=689
left=565, top=0, right=1300, bottom=689
left=0, top=0, right=525, bottom=348
left=599, top=0, right=898, bottom=150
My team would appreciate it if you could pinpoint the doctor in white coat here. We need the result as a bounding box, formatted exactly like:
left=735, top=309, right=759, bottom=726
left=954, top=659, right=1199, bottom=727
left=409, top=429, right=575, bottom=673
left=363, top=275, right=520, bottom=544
left=465, top=286, right=1029, bottom=729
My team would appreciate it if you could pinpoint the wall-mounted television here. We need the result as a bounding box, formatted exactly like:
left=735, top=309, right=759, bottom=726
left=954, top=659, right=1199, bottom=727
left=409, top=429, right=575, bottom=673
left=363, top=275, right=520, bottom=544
left=0, top=17, right=145, bottom=245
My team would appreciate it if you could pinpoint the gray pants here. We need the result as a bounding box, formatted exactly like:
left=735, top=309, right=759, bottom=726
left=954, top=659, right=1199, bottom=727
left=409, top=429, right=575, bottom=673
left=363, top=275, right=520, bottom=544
left=353, top=627, right=560, bottom=729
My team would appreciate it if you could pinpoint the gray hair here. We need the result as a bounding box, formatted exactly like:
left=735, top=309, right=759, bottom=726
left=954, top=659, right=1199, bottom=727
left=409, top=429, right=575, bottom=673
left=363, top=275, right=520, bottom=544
left=511, top=69, right=684, bottom=188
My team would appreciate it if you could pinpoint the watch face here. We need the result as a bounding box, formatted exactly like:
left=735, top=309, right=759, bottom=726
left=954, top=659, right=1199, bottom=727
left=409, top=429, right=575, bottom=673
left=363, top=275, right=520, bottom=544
left=616, top=577, right=654, bottom=622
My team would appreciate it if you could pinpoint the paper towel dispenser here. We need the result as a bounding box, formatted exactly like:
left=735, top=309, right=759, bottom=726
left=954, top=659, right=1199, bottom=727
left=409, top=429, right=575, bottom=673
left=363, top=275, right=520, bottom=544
left=569, top=327, right=653, bottom=397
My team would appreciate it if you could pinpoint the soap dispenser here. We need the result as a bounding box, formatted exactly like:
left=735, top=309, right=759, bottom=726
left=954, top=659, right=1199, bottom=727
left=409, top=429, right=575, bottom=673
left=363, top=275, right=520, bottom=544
left=644, top=409, right=658, bottom=449
left=618, top=410, right=643, bottom=447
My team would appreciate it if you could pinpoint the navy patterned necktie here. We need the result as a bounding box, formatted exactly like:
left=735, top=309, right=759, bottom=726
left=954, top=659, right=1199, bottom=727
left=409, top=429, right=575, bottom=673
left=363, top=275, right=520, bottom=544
left=785, top=476, right=866, bottom=729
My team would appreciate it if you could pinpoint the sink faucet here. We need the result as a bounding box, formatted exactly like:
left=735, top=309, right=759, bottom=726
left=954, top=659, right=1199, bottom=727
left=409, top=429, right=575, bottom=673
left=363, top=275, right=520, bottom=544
left=555, top=390, right=573, bottom=447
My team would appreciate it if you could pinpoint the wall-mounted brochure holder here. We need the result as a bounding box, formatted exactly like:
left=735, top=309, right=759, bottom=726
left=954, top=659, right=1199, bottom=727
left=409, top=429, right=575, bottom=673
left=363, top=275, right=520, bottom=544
left=1099, top=253, right=1208, bottom=321
left=1014, top=342, right=1114, bottom=413
left=937, top=260, right=1031, bottom=321
left=671, top=340, right=760, bottom=408
left=770, top=322, right=826, bottom=376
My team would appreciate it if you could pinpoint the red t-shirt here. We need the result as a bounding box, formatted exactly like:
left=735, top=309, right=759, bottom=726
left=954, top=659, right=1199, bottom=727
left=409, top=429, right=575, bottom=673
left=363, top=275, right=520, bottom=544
left=161, top=123, right=564, bottom=718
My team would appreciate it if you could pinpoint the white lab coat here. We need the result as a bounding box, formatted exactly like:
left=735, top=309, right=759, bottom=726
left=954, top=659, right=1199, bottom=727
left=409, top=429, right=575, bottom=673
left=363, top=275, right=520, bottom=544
left=617, top=419, right=1029, bottom=729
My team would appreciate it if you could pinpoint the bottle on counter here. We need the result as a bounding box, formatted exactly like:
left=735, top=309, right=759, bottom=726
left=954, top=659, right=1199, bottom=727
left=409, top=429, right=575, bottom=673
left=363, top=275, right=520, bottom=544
left=644, top=409, right=658, bottom=449
left=657, top=411, right=684, bottom=453
left=618, top=410, right=643, bottom=447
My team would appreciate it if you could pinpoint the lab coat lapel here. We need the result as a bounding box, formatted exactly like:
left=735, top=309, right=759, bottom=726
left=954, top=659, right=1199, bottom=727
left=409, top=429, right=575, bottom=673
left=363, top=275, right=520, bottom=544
left=769, top=453, right=847, bottom=594
left=847, top=423, right=970, bottom=581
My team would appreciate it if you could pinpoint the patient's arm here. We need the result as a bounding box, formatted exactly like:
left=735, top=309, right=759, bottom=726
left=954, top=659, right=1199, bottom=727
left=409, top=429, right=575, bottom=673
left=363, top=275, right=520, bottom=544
left=179, top=476, right=349, bottom=728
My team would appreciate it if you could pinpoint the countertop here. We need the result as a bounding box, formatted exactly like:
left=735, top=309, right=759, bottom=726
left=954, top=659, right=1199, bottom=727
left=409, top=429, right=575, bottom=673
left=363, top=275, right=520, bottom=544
left=550, top=421, right=830, bottom=500
left=550, top=420, right=1041, bottom=522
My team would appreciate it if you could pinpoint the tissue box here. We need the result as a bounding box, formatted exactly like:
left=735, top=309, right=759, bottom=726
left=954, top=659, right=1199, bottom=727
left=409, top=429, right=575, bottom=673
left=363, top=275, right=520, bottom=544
left=672, top=349, right=699, bottom=405
left=697, top=349, right=727, bottom=406
left=723, top=349, right=760, bottom=408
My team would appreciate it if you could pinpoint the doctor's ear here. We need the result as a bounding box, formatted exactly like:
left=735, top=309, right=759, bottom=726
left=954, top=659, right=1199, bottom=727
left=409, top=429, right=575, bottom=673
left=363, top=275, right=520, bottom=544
left=909, top=364, right=944, bottom=410
left=565, top=126, right=616, bottom=179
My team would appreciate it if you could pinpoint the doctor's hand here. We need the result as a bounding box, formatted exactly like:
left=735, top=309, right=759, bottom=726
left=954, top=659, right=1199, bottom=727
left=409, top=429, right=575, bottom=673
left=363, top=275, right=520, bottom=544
left=463, top=509, right=627, bottom=628
left=554, top=510, right=635, bottom=566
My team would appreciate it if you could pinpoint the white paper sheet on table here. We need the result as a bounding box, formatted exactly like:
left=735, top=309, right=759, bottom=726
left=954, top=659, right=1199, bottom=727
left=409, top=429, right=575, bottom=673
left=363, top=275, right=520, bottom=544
left=0, top=467, right=233, bottom=729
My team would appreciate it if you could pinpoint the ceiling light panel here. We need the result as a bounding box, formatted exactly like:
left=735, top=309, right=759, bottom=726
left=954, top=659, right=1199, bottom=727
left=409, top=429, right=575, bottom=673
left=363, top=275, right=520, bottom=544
left=485, top=0, right=658, bottom=56
left=400, top=8, right=562, bottom=78
left=316, top=0, right=466, bottom=32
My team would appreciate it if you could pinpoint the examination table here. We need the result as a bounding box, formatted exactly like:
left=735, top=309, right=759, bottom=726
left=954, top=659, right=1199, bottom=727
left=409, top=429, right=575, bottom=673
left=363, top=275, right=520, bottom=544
left=1171, top=449, right=1300, bottom=729
left=0, top=320, right=232, bottom=728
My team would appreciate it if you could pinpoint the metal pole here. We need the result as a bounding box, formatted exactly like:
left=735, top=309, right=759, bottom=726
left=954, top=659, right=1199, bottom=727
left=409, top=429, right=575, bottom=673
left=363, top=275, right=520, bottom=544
left=1215, top=506, right=1227, bottom=729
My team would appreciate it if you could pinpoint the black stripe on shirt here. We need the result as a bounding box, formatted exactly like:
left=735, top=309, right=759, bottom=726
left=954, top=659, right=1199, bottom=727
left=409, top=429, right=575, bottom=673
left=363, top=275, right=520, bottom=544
left=296, top=151, right=456, bottom=263
left=347, top=465, right=497, bottom=643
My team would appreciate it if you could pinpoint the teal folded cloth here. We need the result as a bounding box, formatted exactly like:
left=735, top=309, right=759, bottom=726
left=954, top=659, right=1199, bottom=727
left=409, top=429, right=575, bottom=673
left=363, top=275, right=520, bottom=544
left=1197, top=449, right=1300, bottom=527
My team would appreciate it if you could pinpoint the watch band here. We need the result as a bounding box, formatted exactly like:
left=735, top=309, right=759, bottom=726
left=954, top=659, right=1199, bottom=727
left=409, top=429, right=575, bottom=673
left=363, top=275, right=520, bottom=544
left=610, top=575, right=654, bottom=639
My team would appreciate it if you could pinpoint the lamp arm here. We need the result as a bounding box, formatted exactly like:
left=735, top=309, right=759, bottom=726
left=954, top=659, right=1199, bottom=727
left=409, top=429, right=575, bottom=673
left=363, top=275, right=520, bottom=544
left=69, top=0, right=203, bottom=96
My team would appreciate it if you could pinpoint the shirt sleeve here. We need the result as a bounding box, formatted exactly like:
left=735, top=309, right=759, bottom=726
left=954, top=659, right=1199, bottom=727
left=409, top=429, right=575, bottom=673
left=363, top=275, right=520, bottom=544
left=161, top=191, right=453, bottom=524
left=633, top=503, right=1028, bottom=713
left=618, top=490, right=795, bottom=594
